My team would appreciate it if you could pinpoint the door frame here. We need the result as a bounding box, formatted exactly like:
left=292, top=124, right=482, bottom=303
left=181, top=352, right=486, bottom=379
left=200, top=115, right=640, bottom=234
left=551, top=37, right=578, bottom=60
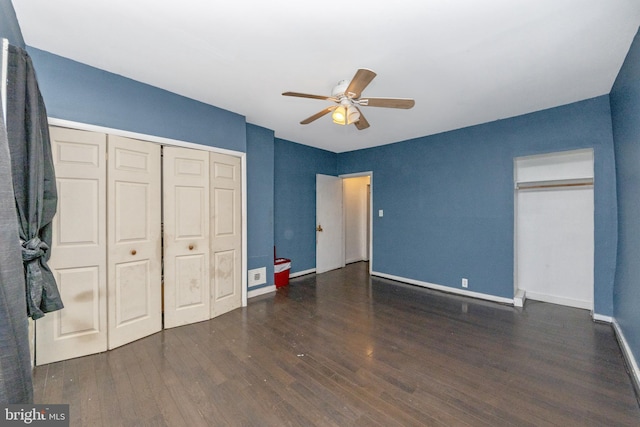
left=340, top=171, right=373, bottom=274
left=48, top=118, right=248, bottom=308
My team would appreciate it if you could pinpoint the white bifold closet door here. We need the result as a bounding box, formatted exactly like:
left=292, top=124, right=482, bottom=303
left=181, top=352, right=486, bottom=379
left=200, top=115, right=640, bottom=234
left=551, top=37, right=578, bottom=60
left=36, top=127, right=162, bottom=364
left=209, top=152, right=242, bottom=318
left=106, top=135, right=162, bottom=349
left=37, top=128, right=242, bottom=364
left=162, top=149, right=242, bottom=325
left=163, top=147, right=211, bottom=328
left=36, top=127, right=108, bottom=365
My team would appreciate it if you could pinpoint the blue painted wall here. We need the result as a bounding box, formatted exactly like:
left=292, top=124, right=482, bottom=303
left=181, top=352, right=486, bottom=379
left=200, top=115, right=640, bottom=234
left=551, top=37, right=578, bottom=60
left=274, top=138, right=337, bottom=273
left=0, top=0, right=24, bottom=48
left=338, top=96, right=617, bottom=315
left=611, top=28, right=640, bottom=366
left=247, top=124, right=275, bottom=288
left=27, top=48, right=246, bottom=152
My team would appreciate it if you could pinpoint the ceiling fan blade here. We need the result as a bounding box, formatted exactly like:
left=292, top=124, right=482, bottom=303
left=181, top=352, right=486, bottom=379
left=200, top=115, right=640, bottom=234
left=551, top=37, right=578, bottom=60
left=354, top=107, right=370, bottom=130
left=283, top=91, right=337, bottom=102
left=345, top=69, right=377, bottom=99
left=359, top=97, right=415, bottom=109
left=300, top=106, right=337, bottom=124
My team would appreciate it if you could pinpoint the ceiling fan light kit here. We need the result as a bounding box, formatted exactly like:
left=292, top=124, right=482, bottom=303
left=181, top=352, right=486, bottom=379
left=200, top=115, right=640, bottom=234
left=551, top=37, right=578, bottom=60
left=347, top=105, right=360, bottom=124
left=332, top=106, right=347, bottom=125
left=332, top=103, right=360, bottom=125
left=283, top=68, right=415, bottom=130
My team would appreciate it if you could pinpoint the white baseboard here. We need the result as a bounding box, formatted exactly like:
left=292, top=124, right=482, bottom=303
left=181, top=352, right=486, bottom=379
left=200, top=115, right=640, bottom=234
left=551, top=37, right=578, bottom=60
left=247, top=285, right=276, bottom=299
left=525, top=291, right=592, bottom=310
left=612, top=319, right=640, bottom=398
left=290, top=268, right=315, bottom=278
left=514, top=289, right=526, bottom=308
left=346, top=257, right=367, bottom=265
left=592, top=313, right=613, bottom=323
left=371, top=271, right=514, bottom=305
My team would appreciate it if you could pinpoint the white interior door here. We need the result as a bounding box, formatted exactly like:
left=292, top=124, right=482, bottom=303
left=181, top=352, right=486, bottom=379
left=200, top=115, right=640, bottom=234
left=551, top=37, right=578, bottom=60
left=107, top=135, right=162, bottom=349
left=163, top=146, right=210, bottom=328
left=210, top=152, right=242, bottom=318
left=316, top=174, right=344, bottom=274
left=36, top=127, right=107, bottom=365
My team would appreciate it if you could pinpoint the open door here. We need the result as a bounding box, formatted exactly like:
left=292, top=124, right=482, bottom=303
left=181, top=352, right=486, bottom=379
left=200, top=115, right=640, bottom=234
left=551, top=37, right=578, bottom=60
left=316, top=174, right=344, bottom=274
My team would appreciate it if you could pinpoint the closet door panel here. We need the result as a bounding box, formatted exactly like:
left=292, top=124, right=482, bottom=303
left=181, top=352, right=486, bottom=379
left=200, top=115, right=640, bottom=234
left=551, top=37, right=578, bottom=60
left=163, top=146, right=210, bottom=328
left=210, top=152, right=242, bottom=318
left=36, top=127, right=107, bottom=365
left=107, top=135, right=161, bottom=349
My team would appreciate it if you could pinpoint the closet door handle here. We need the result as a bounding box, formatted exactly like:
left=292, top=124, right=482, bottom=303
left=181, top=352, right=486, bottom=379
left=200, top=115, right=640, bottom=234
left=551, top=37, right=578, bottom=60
left=130, top=249, right=137, bottom=256
left=188, top=244, right=194, bottom=250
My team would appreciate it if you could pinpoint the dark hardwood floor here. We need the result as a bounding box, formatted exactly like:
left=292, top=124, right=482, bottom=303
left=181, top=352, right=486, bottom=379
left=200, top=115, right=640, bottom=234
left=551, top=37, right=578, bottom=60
left=34, top=262, right=640, bottom=426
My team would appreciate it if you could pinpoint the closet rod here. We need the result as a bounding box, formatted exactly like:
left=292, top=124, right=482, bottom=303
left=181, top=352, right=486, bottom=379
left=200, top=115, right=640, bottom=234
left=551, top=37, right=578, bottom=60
left=1, top=38, right=8, bottom=124
left=516, top=179, right=593, bottom=190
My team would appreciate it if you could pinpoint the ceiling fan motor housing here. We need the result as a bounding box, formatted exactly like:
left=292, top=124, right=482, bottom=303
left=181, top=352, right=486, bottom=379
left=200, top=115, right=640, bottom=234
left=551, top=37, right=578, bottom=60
left=331, top=79, right=351, bottom=98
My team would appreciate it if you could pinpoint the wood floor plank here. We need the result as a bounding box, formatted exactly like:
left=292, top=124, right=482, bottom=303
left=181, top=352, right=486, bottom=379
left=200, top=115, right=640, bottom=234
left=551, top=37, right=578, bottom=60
left=71, top=355, right=102, bottom=426
left=39, top=361, right=64, bottom=404
left=106, top=347, right=141, bottom=425
left=91, top=352, right=123, bottom=425
left=130, top=340, right=188, bottom=426
left=32, top=262, right=640, bottom=426
left=120, top=342, right=165, bottom=423
left=31, top=362, right=47, bottom=403
left=159, top=329, right=234, bottom=425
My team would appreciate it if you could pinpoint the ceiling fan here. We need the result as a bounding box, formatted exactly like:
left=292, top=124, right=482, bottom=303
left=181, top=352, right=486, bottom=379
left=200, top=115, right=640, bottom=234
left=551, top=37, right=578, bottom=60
left=282, top=69, right=415, bottom=130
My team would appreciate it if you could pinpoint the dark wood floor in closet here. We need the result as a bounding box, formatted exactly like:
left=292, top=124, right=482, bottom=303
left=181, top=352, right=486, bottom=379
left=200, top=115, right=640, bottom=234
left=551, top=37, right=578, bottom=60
left=34, top=262, right=640, bottom=426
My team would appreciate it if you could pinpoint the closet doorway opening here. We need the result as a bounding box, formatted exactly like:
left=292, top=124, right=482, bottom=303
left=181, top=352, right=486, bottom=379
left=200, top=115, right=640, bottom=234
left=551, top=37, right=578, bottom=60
left=514, top=149, right=594, bottom=311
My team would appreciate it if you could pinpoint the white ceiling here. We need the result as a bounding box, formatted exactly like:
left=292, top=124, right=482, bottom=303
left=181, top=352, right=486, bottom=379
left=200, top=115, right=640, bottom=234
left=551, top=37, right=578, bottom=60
left=11, top=0, right=640, bottom=153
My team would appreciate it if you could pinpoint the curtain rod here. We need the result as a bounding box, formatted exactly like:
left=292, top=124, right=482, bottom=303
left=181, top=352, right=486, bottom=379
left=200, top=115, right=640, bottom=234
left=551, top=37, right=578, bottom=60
left=1, top=38, right=8, bottom=124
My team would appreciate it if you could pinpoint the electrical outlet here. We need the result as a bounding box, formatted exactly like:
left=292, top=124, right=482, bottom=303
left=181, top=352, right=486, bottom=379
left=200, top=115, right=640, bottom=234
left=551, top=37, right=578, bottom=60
left=462, top=278, right=468, bottom=288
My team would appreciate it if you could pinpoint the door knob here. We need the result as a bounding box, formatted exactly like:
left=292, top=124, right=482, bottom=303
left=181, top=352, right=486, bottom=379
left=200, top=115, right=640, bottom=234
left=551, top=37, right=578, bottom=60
left=130, top=249, right=137, bottom=255
left=316, top=224, right=323, bottom=232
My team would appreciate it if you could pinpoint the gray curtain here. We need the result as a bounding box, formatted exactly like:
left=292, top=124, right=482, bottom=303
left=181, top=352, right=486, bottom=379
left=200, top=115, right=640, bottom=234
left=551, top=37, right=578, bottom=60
left=6, top=44, right=62, bottom=320
left=0, top=100, right=33, bottom=403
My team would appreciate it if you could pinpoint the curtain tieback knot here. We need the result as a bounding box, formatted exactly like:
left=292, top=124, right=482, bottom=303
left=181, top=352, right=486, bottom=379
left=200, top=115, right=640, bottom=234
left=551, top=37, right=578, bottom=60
left=21, top=237, right=50, bottom=262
